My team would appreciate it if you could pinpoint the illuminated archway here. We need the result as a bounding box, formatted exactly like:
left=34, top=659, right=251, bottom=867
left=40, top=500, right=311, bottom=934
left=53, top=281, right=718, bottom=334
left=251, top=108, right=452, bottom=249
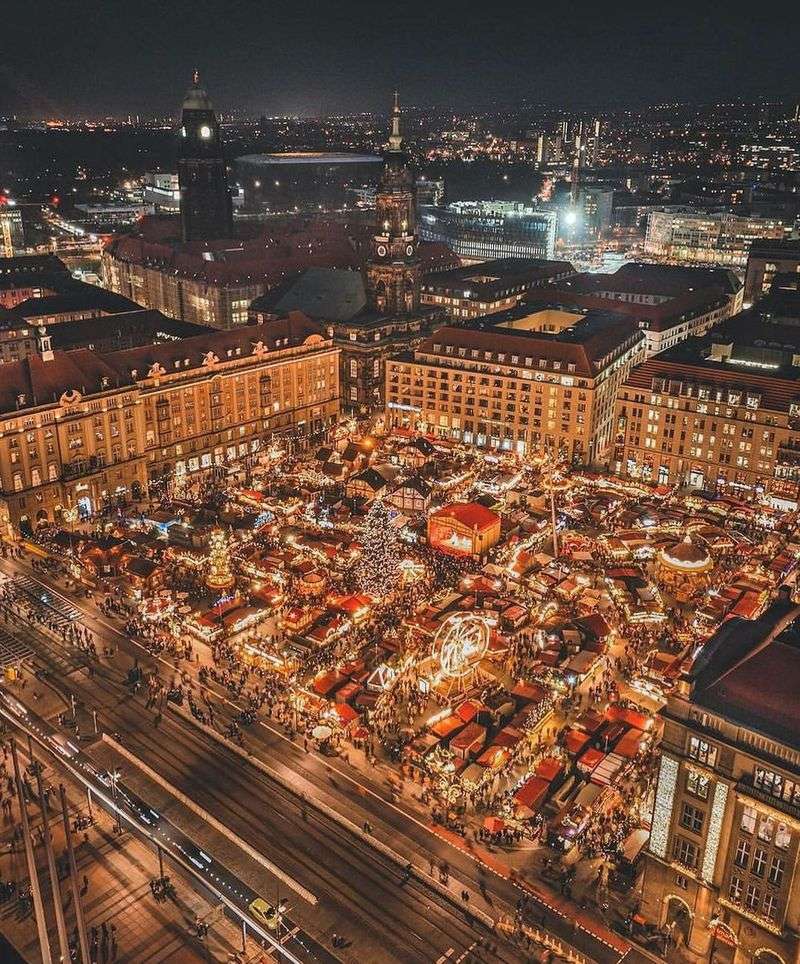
left=754, top=950, right=786, bottom=964
left=664, top=894, right=692, bottom=946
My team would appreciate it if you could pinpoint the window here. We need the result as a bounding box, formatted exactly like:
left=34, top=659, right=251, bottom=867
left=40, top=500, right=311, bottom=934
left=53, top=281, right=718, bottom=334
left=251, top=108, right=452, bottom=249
left=728, top=875, right=743, bottom=902
left=688, top=737, right=717, bottom=768
left=675, top=874, right=688, bottom=890
left=775, top=823, right=791, bottom=850
left=686, top=771, right=710, bottom=800
left=745, top=883, right=760, bottom=911
left=755, top=768, right=783, bottom=797
left=768, top=856, right=785, bottom=886
left=758, top=815, right=775, bottom=843
left=752, top=848, right=767, bottom=877
left=741, top=806, right=757, bottom=834
left=672, top=836, right=698, bottom=868
left=681, top=803, right=704, bottom=834
left=734, top=838, right=750, bottom=868
left=763, top=893, right=778, bottom=921
left=349, top=359, right=358, bottom=378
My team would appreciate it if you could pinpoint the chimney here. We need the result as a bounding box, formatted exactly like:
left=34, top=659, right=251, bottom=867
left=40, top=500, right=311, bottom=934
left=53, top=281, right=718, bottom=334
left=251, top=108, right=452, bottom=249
left=37, top=325, right=54, bottom=363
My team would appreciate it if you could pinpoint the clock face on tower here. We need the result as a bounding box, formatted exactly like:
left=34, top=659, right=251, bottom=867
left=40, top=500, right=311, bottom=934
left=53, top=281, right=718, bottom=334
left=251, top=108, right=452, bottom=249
left=405, top=243, right=415, bottom=257
left=376, top=244, right=387, bottom=258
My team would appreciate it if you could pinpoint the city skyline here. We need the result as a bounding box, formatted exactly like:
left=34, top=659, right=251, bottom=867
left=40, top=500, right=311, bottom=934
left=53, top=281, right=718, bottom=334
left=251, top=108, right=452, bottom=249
left=3, top=1, right=800, bottom=118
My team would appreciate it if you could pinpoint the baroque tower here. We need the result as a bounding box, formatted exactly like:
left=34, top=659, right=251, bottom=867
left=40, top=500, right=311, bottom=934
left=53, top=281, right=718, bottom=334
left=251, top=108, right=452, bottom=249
left=366, top=93, right=420, bottom=315
left=178, top=71, right=234, bottom=243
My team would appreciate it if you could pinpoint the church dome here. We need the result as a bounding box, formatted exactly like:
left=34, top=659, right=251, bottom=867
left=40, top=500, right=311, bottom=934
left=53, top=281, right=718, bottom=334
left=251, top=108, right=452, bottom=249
left=182, top=72, right=213, bottom=112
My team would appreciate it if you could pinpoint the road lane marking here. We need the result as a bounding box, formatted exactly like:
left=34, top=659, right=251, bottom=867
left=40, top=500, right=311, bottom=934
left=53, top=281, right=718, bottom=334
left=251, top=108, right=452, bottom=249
left=101, top=733, right=317, bottom=906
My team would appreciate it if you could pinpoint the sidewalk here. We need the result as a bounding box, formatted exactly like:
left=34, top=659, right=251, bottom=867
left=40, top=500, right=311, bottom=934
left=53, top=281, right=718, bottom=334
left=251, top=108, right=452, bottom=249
left=4, top=552, right=633, bottom=961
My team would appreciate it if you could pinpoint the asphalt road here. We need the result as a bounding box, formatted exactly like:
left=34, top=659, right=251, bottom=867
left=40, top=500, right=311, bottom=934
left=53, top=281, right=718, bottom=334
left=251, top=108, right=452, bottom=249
left=0, top=555, right=652, bottom=964
left=0, top=572, right=520, bottom=962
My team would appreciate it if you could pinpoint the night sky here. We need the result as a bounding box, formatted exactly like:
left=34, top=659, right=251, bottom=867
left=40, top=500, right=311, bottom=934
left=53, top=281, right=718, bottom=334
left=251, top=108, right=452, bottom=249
left=3, top=0, right=800, bottom=118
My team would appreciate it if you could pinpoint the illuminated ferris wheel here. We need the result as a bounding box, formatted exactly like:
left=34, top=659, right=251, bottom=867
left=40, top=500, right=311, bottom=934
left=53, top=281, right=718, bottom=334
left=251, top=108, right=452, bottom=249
left=434, top=613, right=490, bottom=683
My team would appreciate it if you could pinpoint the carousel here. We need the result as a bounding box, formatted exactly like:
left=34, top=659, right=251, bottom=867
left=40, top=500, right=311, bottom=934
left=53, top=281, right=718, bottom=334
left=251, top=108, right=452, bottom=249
left=655, top=535, right=714, bottom=602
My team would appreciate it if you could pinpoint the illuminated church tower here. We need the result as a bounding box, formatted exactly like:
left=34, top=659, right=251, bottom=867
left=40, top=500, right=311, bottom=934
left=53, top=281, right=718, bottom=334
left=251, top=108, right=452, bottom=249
left=366, top=93, right=420, bottom=315
left=178, top=71, right=234, bottom=243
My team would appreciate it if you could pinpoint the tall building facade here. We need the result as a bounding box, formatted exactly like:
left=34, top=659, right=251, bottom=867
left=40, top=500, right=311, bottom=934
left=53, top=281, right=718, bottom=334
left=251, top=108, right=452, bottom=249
left=642, top=600, right=800, bottom=964
left=612, top=297, right=800, bottom=509
left=365, top=94, right=421, bottom=315
left=385, top=306, right=644, bottom=465
left=644, top=210, right=790, bottom=269
left=743, top=240, right=800, bottom=305
left=0, top=315, right=340, bottom=538
left=419, top=201, right=558, bottom=262
left=178, top=71, right=234, bottom=243
left=0, top=205, right=25, bottom=257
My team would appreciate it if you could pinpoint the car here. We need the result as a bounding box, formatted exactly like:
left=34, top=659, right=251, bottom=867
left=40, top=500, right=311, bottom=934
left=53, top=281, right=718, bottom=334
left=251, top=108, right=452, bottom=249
left=49, top=733, right=80, bottom=758
left=176, top=842, right=211, bottom=870
left=0, top=692, right=29, bottom=718
left=248, top=897, right=280, bottom=931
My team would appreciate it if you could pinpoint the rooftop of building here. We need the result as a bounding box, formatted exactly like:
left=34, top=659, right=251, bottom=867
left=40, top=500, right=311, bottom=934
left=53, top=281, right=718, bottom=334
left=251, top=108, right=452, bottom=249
left=621, top=335, right=800, bottom=413
left=556, top=262, right=741, bottom=298
left=520, top=263, right=742, bottom=334
left=47, top=309, right=211, bottom=352
left=249, top=247, right=454, bottom=327
left=0, top=254, right=72, bottom=291
left=409, top=303, right=642, bottom=378
left=182, top=72, right=213, bottom=112
left=421, top=258, right=575, bottom=296
left=258, top=267, right=367, bottom=323
left=430, top=501, right=500, bottom=530
left=747, top=238, right=800, bottom=259
left=0, top=312, right=325, bottom=416
left=9, top=286, right=140, bottom=320
left=103, top=215, right=361, bottom=286
left=689, top=599, right=800, bottom=751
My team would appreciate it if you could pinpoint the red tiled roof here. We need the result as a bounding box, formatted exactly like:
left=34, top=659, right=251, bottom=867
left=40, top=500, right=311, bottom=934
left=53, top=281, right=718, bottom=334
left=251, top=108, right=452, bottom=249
left=0, top=312, right=325, bottom=415
left=620, top=357, right=800, bottom=414
left=528, top=285, right=733, bottom=333
left=430, top=501, right=500, bottom=531
left=105, top=218, right=360, bottom=287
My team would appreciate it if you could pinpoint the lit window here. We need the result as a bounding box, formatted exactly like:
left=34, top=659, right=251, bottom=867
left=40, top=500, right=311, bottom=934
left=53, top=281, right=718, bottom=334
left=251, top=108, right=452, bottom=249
left=741, top=806, right=757, bottom=834
left=680, top=803, right=704, bottom=834
left=768, top=856, right=785, bottom=886
left=200, top=125, right=212, bottom=139
left=688, top=737, right=717, bottom=768
left=758, top=815, right=775, bottom=843
left=672, top=836, right=697, bottom=868
left=734, top=838, right=750, bottom=868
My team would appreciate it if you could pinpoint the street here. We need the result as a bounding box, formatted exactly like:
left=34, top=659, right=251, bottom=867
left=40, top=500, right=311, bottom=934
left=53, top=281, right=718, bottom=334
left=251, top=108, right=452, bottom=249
left=0, top=556, right=538, bottom=963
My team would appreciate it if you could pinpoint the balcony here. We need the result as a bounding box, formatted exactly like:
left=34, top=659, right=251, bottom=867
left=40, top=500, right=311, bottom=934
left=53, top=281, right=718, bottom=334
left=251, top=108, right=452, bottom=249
left=736, top=776, right=800, bottom=822
left=61, top=455, right=106, bottom=481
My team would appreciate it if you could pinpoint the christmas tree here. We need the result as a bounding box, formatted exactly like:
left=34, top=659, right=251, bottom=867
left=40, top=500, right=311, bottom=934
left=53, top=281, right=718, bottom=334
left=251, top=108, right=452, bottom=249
left=356, top=499, right=399, bottom=598
left=205, top=527, right=236, bottom=592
